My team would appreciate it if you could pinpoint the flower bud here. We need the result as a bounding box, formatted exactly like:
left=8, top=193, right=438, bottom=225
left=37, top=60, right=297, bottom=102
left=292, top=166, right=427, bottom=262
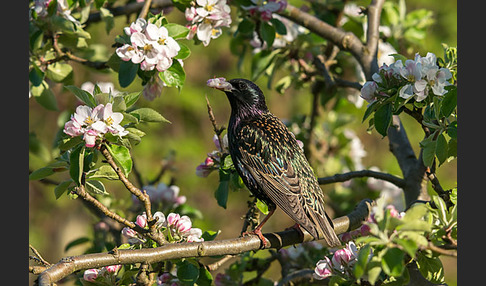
left=83, top=269, right=100, bottom=282
left=175, top=215, right=192, bottom=233
left=136, top=213, right=148, bottom=228
left=314, top=257, right=333, bottom=280
left=104, top=264, right=121, bottom=274
left=167, top=213, right=180, bottom=227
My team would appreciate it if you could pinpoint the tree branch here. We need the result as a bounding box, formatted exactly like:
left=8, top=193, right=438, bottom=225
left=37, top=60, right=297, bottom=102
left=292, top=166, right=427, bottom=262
left=318, top=169, right=405, bottom=189
left=36, top=199, right=373, bottom=285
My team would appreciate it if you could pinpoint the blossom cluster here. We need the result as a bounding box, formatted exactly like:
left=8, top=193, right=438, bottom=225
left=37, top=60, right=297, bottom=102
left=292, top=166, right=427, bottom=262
left=116, top=18, right=180, bottom=71
left=361, top=52, right=453, bottom=103
left=243, top=0, right=287, bottom=22
left=196, top=134, right=229, bottom=177
left=313, top=242, right=360, bottom=280
left=185, top=0, right=232, bottom=46
left=121, top=211, right=204, bottom=244
left=83, top=264, right=121, bottom=283
left=63, top=103, right=128, bottom=147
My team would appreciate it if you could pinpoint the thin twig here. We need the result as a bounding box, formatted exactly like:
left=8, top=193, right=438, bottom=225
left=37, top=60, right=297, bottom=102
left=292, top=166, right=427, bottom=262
left=205, top=95, right=226, bottom=151
left=29, top=244, right=51, bottom=267
left=138, top=0, right=153, bottom=19
left=206, top=255, right=235, bottom=271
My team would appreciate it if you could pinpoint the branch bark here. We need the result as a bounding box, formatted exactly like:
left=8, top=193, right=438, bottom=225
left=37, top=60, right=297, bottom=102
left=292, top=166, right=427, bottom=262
left=36, top=199, right=373, bottom=285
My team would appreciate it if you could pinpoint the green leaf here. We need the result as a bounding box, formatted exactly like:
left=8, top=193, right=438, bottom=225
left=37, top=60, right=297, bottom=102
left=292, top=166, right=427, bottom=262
left=446, top=121, right=457, bottom=139
left=440, top=86, right=457, bottom=117
left=58, top=136, right=84, bottom=151
left=29, top=167, right=55, bottom=180
left=130, top=108, right=170, bottom=123
left=381, top=247, right=405, bottom=277
left=118, top=60, right=139, bottom=88
left=94, top=92, right=110, bottom=106
left=366, top=260, right=383, bottom=285
left=33, top=82, right=59, bottom=111
left=435, top=133, right=448, bottom=166
left=106, top=144, right=132, bottom=177
left=201, top=230, right=220, bottom=242
left=69, top=145, right=86, bottom=186
left=54, top=180, right=73, bottom=199
left=196, top=267, right=213, bottom=286
left=123, top=91, right=142, bottom=108
left=46, top=62, right=73, bottom=83
left=99, top=7, right=114, bottom=34
left=177, top=260, right=200, bottom=285
left=65, top=85, right=96, bottom=107
left=270, top=18, right=287, bottom=35
left=88, top=165, right=118, bottom=180
left=354, top=244, right=371, bottom=279
left=256, top=199, right=269, bottom=215
left=374, top=103, right=392, bottom=137
left=416, top=252, right=445, bottom=284
left=160, top=60, right=185, bottom=90
left=85, top=179, right=108, bottom=195
left=237, top=18, right=255, bottom=35
left=165, top=23, right=190, bottom=39
left=29, top=63, right=45, bottom=86
left=394, top=238, right=418, bottom=258
left=174, top=42, right=191, bottom=60
left=432, top=195, right=448, bottom=224
left=419, top=135, right=436, bottom=167
left=215, top=169, right=231, bottom=209
left=260, top=21, right=276, bottom=47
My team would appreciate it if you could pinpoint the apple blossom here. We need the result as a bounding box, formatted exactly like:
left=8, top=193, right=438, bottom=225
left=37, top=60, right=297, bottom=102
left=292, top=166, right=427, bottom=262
left=63, top=103, right=128, bottom=147
left=116, top=19, right=180, bottom=71
left=104, top=264, right=122, bottom=274
left=314, top=257, right=333, bottom=280
left=360, top=52, right=453, bottom=104
left=136, top=213, right=148, bottom=228
left=83, top=269, right=100, bottom=282
left=185, top=0, right=232, bottom=46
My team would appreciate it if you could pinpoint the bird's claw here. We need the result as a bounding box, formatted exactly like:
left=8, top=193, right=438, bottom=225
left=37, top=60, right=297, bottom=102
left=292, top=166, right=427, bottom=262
left=242, top=228, right=268, bottom=249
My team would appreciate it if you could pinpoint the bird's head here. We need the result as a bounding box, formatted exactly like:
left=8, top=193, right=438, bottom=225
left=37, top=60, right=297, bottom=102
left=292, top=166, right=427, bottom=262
left=207, top=78, right=268, bottom=119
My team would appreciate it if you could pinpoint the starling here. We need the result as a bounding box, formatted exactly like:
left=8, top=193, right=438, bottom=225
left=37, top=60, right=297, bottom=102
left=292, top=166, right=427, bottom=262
left=208, top=78, right=341, bottom=247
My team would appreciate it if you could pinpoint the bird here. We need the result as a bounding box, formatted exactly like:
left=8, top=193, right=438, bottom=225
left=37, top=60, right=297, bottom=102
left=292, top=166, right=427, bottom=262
left=207, top=78, right=341, bottom=248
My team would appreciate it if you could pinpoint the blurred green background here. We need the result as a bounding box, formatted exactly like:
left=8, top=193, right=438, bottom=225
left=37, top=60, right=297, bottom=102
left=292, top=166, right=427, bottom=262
left=29, top=0, right=456, bottom=285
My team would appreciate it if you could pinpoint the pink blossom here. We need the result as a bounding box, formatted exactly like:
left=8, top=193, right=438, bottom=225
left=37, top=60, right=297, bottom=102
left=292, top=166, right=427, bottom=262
left=83, top=269, right=100, bottom=282
left=104, top=264, right=121, bottom=274
left=175, top=215, right=192, bottom=233
left=167, top=213, right=180, bottom=227
left=83, top=129, right=99, bottom=148
left=314, top=257, right=333, bottom=280
left=136, top=213, right=148, bottom=228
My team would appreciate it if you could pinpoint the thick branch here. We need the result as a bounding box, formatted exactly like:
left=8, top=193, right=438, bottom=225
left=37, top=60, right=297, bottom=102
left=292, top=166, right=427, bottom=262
left=387, top=116, right=427, bottom=207
left=36, top=199, right=373, bottom=285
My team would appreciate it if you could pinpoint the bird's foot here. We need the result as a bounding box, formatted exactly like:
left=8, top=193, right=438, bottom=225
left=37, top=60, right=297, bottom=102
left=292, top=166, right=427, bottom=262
left=242, top=228, right=268, bottom=249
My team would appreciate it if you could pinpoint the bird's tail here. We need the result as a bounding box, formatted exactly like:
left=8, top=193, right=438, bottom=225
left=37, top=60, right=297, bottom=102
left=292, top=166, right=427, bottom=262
left=304, top=211, right=341, bottom=247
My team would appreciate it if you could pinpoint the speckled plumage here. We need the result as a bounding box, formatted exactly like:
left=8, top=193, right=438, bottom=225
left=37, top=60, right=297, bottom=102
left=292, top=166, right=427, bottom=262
left=217, top=78, right=340, bottom=247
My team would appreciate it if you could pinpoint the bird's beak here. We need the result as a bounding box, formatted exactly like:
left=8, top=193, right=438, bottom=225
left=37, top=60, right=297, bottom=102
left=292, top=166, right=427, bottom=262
left=207, top=77, right=233, bottom=92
